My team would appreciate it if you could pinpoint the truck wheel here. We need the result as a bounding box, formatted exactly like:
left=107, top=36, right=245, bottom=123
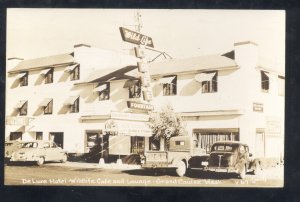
left=238, top=165, right=246, bottom=179
left=36, top=157, right=45, bottom=166
left=175, top=160, right=186, bottom=177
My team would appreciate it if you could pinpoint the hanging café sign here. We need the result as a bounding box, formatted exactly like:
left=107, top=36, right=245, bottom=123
left=119, top=27, right=154, bottom=48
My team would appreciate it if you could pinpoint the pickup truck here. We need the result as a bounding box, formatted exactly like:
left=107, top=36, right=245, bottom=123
left=140, top=136, right=207, bottom=177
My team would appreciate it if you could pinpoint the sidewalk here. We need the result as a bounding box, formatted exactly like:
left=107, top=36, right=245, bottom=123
left=47, top=161, right=142, bottom=170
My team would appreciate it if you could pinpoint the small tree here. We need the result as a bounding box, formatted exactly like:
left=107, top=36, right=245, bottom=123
left=149, top=104, right=186, bottom=151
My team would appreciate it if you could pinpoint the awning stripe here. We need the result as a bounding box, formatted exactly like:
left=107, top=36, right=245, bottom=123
left=159, top=76, right=176, bottom=84
left=64, top=96, right=79, bottom=105
left=39, top=98, right=52, bottom=107
left=195, top=72, right=216, bottom=82
left=14, top=100, right=27, bottom=109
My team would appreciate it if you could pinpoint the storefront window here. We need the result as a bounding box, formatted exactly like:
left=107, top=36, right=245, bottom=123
left=10, top=132, right=22, bottom=141
left=86, top=132, right=99, bottom=148
left=131, top=136, right=145, bottom=154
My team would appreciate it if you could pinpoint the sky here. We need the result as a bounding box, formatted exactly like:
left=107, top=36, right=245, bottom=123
left=7, top=9, right=285, bottom=73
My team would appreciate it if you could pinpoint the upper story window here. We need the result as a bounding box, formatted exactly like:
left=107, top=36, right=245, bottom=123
left=70, top=97, right=80, bottom=113
left=199, top=71, right=218, bottom=93
left=261, top=71, right=269, bottom=93
left=45, top=68, right=54, bottom=84
left=19, top=101, right=28, bottom=116
left=44, top=99, right=53, bottom=114
left=70, top=65, right=80, bottom=81
left=160, top=75, right=177, bottom=96
left=94, top=83, right=110, bottom=101
left=278, top=75, right=285, bottom=96
left=20, top=72, right=28, bottom=86
left=129, top=80, right=141, bottom=98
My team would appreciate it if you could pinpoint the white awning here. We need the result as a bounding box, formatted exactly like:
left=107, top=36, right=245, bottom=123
left=159, top=76, right=176, bottom=84
left=63, top=96, right=79, bottom=105
left=64, top=64, right=79, bottom=73
left=93, top=83, right=108, bottom=92
left=40, top=68, right=51, bottom=76
left=14, top=100, right=27, bottom=109
left=39, top=98, right=52, bottom=107
left=16, top=72, right=27, bottom=79
left=123, top=80, right=139, bottom=88
left=195, top=72, right=216, bottom=82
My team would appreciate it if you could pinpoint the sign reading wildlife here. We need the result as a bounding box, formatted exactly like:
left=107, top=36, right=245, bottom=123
left=119, top=27, right=154, bottom=48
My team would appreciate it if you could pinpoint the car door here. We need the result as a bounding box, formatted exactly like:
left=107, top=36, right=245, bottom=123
left=50, top=142, right=63, bottom=160
left=41, top=142, right=51, bottom=161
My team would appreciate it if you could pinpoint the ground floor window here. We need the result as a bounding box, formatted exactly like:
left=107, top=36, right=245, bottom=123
left=149, top=136, right=160, bottom=151
left=85, top=131, right=108, bottom=155
left=193, top=128, right=239, bottom=152
left=10, top=132, right=22, bottom=141
left=49, top=132, right=64, bottom=148
left=131, top=136, right=145, bottom=154
left=36, top=132, right=43, bottom=140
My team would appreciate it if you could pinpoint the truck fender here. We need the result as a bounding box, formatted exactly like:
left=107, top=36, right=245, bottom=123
left=171, top=155, right=189, bottom=168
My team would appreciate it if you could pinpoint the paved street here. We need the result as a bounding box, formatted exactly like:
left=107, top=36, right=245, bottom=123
left=4, top=162, right=283, bottom=187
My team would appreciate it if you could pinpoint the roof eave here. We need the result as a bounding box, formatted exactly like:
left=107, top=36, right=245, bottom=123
left=8, top=62, right=76, bottom=74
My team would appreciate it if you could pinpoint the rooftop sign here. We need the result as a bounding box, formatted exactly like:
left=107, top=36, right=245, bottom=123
left=119, top=27, right=154, bottom=48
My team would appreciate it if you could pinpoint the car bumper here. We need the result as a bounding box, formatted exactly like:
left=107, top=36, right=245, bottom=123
left=206, top=167, right=238, bottom=173
left=141, top=162, right=174, bottom=169
left=10, top=156, right=39, bottom=162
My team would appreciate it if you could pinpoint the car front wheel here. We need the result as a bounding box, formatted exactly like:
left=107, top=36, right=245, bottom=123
left=36, top=157, right=45, bottom=166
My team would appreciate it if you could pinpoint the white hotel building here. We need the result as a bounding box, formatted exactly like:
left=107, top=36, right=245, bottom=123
left=5, top=41, right=285, bottom=162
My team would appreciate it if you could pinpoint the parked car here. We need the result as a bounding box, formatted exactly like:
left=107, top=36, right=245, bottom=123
left=10, top=140, right=68, bottom=166
left=5, top=140, right=25, bottom=161
left=141, top=136, right=207, bottom=177
left=204, top=141, right=261, bottom=179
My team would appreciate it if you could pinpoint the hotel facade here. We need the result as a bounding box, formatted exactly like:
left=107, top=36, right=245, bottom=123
left=5, top=41, right=285, bottom=162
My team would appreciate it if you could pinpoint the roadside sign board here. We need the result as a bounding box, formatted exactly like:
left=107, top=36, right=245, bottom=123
left=119, top=27, right=154, bottom=48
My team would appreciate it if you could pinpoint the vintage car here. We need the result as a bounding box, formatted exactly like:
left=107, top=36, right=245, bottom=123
left=141, top=136, right=207, bottom=177
left=5, top=140, right=25, bottom=161
left=10, top=140, right=68, bottom=166
left=205, top=141, right=261, bottom=179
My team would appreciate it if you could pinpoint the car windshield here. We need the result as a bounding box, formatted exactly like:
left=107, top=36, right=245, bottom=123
left=211, top=144, right=236, bottom=152
left=22, top=142, right=38, bottom=148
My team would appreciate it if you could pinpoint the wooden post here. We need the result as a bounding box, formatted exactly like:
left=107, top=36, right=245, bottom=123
left=160, top=136, right=165, bottom=151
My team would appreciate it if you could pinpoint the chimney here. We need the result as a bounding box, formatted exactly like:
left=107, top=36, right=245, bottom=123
left=7, top=57, right=24, bottom=70
left=234, top=41, right=258, bottom=68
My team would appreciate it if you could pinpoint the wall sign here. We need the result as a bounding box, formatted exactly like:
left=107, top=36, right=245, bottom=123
left=127, top=101, right=154, bottom=111
left=253, top=103, right=263, bottom=112
left=119, top=27, right=154, bottom=48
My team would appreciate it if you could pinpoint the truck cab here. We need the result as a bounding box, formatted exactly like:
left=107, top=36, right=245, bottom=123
left=141, top=136, right=206, bottom=176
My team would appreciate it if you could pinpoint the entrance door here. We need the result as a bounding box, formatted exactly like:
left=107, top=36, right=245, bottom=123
left=255, top=132, right=265, bottom=158
left=49, top=132, right=64, bottom=148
